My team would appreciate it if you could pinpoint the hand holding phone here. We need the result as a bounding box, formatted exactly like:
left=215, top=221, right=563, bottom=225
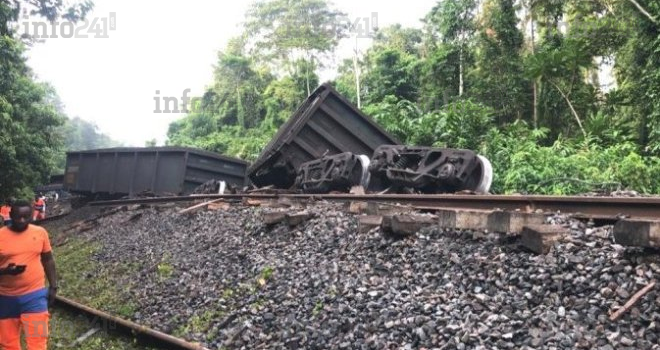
left=0, top=263, right=27, bottom=276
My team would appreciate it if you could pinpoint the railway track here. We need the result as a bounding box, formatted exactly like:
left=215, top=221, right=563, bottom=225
left=89, top=193, right=660, bottom=220
left=53, top=296, right=209, bottom=350
left=34, top=212, right=70, bottom=224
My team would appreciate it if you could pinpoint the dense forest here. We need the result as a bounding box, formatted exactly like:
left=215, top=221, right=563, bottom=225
left=1, top=0, right=659, bottom=199
left=167, top=0, right=660, bottom=195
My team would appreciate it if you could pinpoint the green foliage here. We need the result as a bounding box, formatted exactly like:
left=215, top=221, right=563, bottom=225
left=432, top=99, right=494, bottom=150
left=471, top=0, right=530, bottom=123
left=612, top=0, right=660, bottom=154
left=362, top=25, right=422, bottom=104
left=164, top=0, right=660, bottom=195
left=0, top=34, right=65, bottom=200
left=245, top=0, right=345, bottom=94
left=420, top=0, right=477, bottom=107
left=480, top=123, right=660, bottom=194
left=169, top=124, right=276, bottom=162
left=364, top=96, right=493, bottom=149
left=0, top=0, right=93, bottom=37
left=332, top=58, right=359, bottom=104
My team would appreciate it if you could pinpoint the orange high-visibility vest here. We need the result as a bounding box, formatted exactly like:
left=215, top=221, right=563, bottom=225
left=0, top=205, right=10, bottom=220
left=33, top=199, right=45, bottom=212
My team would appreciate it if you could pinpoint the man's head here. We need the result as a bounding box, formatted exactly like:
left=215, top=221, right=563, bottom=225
left=9, top=200, right=33, bottom=232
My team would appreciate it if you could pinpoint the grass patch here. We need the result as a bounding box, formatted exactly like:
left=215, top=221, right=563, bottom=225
left=49, top=237, right=152, bottom=349
left=312, top=300, right=324, bottom=317
left=174, top=309, right=225, bottom=339
left=48, top=310, right=153, bottom=350
left=54, top=238, right=137, bottom=318
left=260, top=266, right=274, bottom=280
left=157, top=262, right=174, bottom=279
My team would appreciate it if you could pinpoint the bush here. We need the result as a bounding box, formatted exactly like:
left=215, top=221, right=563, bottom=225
left=481, top=123, right=660, bottom=194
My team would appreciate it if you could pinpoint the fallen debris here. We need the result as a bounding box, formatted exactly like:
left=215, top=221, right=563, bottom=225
left=348, top=201, right=369, bottom=214
left=178, top=199, right=226, bottom=215
left=609, top=281, right=656, bottom=321
left=208, top=202, right=231, bottom=211
left=69, top=328, right=100, bottom=347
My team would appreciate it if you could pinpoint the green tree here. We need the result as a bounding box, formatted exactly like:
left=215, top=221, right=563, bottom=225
left=471, top=0, right=530, bottom=124
left=332, top=58, right=359, bottom=105
left=0, top=1, right=95, bottom=199
left=245, top=0, right=346, bottom=95
left=167, top=33, right=315, bottom=161
left=0, top=37, right=64, bottom=199
left=361, top=25, right=422, bottom=104
left=0, top=0, right=93, bottom=37
left=422, top=0, right=477, bottom=108
left=613, top=0, right=660, bottom=154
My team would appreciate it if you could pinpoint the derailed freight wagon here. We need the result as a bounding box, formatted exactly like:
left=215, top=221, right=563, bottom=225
left=248, top=83, right=493, bottom=194
left=248, top=83, right=400, bottom=189
left=63, top=147, right=248, bottom=197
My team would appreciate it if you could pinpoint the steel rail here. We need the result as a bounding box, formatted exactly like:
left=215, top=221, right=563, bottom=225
left=89, top=194, right=660, bottom=219
left=55, top=296, right=210, bottom=350
left=34, top=212, right=70, bottom=224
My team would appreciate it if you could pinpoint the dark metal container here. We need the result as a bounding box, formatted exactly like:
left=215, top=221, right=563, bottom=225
left=63, top=147, right=248, bottom=196
left=248, top=83, right=400, bottom=188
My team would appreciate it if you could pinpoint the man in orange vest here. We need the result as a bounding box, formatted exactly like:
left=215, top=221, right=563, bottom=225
left=32, top=195, right=45, bottom=221
left=0, top=199, right=12, bottom=226
left=0, top=200, right=58, bottom=350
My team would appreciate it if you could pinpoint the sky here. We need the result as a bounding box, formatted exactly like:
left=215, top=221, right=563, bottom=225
left=24, top=0, right=436, bottom=147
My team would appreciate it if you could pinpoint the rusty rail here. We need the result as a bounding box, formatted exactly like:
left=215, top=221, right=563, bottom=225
left=34, top=212, right=70, bottom=224
left=55, top=296, right=210, bottom=350
left=88, top=194, right=660, bottom=220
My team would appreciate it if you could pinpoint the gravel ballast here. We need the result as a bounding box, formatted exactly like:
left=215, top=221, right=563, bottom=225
left=49, top=202, right=660, bottom=350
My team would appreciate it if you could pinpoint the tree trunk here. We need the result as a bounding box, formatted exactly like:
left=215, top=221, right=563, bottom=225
left=549, top=80, right=586, bottom=137
left=305, top=56, right=311, bottom=96
left=533, top=81, right=538, bottom=128
left=531, top=16, right=538, bottom=128
left=627, top=0, right=658, bottom=24
left=354, top=35, right=362, bottom=108
left=236, top=85, right=244, bottom=129
left=459, top=46, right=464, bottom=96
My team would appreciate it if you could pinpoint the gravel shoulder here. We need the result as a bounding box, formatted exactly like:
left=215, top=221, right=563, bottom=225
left=45, top=202, right=660, bottom=350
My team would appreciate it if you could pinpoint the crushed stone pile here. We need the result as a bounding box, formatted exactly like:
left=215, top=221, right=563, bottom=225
left=53, top=202, right=660, bottom=350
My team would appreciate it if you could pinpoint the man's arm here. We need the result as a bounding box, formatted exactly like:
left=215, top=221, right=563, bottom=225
left=41, top=252, right=58, bottom=304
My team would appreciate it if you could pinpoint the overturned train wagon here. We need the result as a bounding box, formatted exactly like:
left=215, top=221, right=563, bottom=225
left=63, top=147, right=248, bottom=197
left=248, top=83, right=400, bottom=189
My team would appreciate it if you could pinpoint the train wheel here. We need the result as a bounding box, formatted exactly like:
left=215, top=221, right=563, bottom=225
left=463, top=155, right=493, bottom=194
left=357, top=155, right=371, bottom=189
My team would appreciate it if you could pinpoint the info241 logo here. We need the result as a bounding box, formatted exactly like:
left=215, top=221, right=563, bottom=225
left=19, top=11, right=117, bottom=39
